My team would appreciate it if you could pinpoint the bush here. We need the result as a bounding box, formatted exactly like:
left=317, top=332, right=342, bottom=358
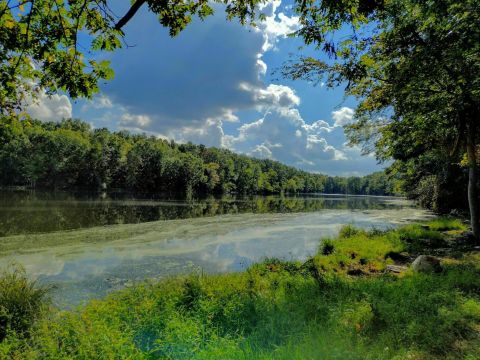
left=0, top=265, right=50, bottom=341
left=320, top=239, right=335, bottom=255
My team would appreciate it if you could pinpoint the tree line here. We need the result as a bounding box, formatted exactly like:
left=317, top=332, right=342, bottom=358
left=0, top=117, right=400, bottom=197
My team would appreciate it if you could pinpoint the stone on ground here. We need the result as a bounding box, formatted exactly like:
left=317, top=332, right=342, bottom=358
left=412, top=255, right=442, bottom=273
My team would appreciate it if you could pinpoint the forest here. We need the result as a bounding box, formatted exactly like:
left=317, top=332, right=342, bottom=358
left=0, top=116, right=401, bottom=196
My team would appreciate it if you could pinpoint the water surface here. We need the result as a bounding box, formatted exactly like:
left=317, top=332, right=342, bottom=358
left=0, top=191, right=432, bottom=307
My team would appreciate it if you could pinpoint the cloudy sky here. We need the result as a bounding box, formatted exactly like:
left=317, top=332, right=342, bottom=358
left=26, top=0, right=382, bottom=176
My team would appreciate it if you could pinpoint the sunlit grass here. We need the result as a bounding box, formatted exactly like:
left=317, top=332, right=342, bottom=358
left=426, top=217, right=467, bottom=231
left=1, top=219, right=478, bottom=359
left=314, top=229, right=403, bottom=275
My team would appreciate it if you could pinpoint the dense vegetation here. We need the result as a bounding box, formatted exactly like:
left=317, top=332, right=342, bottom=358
left=0, top=117, right=400, bottom=196
left=1, top=0, right=478, bottom=228
left=2, top=219, right=480, bottom=359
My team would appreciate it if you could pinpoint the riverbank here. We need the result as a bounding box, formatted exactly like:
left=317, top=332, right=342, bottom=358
left=0, top=195, right=429, bottom=308
left=1, top=218, right=479, bottom=359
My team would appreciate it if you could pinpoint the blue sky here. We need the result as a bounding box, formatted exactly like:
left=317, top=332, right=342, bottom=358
left=26, top=0, right=382, bottom=176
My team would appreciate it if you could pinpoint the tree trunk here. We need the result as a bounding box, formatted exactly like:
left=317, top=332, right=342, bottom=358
left=466, top=123, right=479, bottom=241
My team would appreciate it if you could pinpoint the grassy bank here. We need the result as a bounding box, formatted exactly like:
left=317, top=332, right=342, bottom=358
left=1, top=219, right=480, bottom=359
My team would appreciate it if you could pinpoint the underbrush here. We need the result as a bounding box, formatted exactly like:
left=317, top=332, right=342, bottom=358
left=0, top=265, right=50, bottom=343
left=1, top=217, right=479, bottom=359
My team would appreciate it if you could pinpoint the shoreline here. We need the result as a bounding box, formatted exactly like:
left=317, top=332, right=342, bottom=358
left=2, top=217, right=479, bottom=359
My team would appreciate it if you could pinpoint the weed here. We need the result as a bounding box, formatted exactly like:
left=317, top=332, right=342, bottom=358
left=0, top=265, right=50, bottom=341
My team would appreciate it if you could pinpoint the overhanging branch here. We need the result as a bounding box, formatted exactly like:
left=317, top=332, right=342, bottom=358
left=114, top=0, right=146, bottom=31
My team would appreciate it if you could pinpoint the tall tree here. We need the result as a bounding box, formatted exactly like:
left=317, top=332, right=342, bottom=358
left=284, top=0, right=480, bottom=239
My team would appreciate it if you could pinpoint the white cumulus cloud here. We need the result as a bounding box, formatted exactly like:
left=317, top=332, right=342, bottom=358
left=332, top=107, right=355, bottom=127
left=26, top=92, right=72, bottom=121
left=229, top=106, right=345, bottom=167
left=240, top=83, right=300, bottom=110
left=258, top=0, right=300, bottom=51
left=119, top=113, right=152, bottom=128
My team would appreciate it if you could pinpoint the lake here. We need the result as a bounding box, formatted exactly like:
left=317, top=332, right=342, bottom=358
left=0, top=190, right=432, bottom=307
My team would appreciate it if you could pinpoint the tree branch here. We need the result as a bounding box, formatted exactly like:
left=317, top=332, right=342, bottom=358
left=114, top=0, right=146, bottom=31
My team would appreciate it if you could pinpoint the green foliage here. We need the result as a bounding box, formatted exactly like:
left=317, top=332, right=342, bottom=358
left=314, top=227, right=404, bottom=274
left=427, top=217, right=467, bottom=232
left=0, top=265, right=50, bottom=341
left=338, top=224, right=363, bottom=238
left=1, top=222, right=480, bottom=358
left=313, top=219, right=464, bottom=275
left=396, top=224, right=447, bottom=253
left=0, top=117, right=398, bottom=196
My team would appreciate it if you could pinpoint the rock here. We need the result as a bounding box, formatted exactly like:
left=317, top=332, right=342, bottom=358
left=386, top=265, right=408, bottom=273
left=411, top=255, right=442, bottom=273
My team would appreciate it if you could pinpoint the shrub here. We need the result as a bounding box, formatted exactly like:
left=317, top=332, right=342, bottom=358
left=178, top=275, right=204, bottom=311
left=320, top=239, right=335, bottom=255
left=0, top=265, right=50, bottom=341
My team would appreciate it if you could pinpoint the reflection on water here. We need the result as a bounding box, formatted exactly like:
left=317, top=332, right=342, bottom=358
left=1, top=190, right=411, bottom=236
left=0, top=190, right=433, bottom=308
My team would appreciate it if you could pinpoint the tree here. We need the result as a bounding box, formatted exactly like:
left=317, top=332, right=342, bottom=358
left=0, top=116, right=398, bottom=196
left=284, top=0, right=480, bottom=240
left=0, top=0, right=263, bottom=113
left=204, top=162, right=221, bottom=192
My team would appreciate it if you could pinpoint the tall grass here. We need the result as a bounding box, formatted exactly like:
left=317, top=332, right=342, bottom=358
left=0, top=265, right=50, bottom=341
left=426, top=217, right=467, bottom=232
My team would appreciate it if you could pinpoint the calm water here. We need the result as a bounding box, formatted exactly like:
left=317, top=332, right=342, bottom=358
left=0, top=190, right=432, bottom=307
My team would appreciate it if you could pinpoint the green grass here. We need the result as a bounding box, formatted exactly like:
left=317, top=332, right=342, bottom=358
left=0, top=265, right=50, bottom=342
left=425, top=217, right=467, bottom=232
left=1, top=218, right=479, bottom=359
